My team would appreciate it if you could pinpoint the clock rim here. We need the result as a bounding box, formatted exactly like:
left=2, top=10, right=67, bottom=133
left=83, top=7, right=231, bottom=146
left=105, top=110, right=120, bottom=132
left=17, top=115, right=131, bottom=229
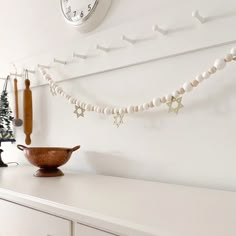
left=60, top=0, right=100, bottom=26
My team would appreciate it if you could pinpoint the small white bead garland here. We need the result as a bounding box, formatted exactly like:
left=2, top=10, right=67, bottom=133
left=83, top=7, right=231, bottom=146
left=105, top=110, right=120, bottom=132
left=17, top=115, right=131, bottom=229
left=38, top=48, right=236, bottom=123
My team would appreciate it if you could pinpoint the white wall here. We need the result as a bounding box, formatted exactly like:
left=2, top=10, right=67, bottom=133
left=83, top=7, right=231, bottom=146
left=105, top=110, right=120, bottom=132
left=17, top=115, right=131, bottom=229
left=1, top=0, right=236, bottom=191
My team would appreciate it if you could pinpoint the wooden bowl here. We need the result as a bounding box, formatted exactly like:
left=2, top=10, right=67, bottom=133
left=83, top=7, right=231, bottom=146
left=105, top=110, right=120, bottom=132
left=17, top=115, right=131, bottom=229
left=17, top=145, right=80, bottom=177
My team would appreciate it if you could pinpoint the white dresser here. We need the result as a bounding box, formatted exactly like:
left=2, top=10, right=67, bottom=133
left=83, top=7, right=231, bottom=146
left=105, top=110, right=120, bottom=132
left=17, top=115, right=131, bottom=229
left=0, top=166, right=235, bottom=236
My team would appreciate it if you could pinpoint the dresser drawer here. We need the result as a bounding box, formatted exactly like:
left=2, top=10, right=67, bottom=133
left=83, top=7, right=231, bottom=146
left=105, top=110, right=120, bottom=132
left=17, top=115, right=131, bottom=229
left=0, top=199, right=71, bottom=236
left=75, top=223, right=118, bottom=236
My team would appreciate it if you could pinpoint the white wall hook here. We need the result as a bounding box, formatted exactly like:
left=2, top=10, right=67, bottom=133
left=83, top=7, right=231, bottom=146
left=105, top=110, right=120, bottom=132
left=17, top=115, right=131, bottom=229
left=96, top=44, right=110, bottom=53
left=121, top=35, right=136, bottom=44
left=73, top=52, right=87, bottom=60
left=38, top=64, right=51, bottom=69
left=0, top=77, right=6, bottom=80
left=54, top=58, right=67, bottom=65
left=152, top=24, right=168, bottom=35
left=192, top=10, right=206, bottom=24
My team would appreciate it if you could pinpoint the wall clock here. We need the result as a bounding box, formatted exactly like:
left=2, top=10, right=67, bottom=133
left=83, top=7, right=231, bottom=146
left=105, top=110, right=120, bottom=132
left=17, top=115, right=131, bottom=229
left=60, top=0, right=111, bottom=32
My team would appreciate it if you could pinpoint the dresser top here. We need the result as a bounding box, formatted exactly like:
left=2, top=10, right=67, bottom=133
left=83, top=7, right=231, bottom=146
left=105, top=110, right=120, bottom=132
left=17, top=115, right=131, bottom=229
left=0, top=166, right=235, bottom=236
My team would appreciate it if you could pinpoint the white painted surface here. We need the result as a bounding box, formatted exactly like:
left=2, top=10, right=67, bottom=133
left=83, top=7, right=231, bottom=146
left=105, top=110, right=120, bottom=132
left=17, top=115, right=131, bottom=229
left=75, top=224, right=115, bottom=236
left=0, top=166, right=236, bottom=236
left=0, top=1, right=236, bottom=191
left=0, top=198, right=71, bottom=236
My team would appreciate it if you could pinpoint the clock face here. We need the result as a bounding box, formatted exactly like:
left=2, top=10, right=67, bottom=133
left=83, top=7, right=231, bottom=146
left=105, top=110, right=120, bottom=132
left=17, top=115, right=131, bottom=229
left=60, top=0, right=99, bottom=25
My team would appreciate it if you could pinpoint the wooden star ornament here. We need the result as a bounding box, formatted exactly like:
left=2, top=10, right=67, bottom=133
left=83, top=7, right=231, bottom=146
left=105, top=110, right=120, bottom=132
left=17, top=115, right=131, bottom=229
left=74, top=105, right=85, bottom=118
left=114, top=113, right=124, bottom=128
left=167, top=96, right=184, bottom=114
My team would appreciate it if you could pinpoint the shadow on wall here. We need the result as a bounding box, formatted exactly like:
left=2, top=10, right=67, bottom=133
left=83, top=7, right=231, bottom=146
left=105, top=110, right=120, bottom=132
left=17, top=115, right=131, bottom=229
left=83, top=151, right=142, bottom=178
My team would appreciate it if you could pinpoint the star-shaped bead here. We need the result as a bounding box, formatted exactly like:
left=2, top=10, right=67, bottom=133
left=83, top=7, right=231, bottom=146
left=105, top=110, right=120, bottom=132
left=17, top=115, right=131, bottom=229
left=74, top=105, right=85, bottom=118
left=114, top=113, right=124, bottom=128
left=167, top=96, right=184, bottom=114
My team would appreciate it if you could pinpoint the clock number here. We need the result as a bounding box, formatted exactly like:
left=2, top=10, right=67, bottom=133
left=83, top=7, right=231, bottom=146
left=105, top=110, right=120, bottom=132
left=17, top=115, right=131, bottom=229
left=80, top=11, right=84, bottom=18
left=73, top=11, right=77, bottom=16
left=88, top=4, right=92, bottom=12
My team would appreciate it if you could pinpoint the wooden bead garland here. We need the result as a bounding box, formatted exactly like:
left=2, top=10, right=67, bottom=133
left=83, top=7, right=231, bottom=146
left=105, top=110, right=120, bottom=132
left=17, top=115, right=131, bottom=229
left=39, top=48, right=236, bottom=127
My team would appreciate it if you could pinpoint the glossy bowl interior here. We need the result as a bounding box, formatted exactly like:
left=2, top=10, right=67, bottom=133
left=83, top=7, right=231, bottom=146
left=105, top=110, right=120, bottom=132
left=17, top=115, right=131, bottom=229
left=17, top=145, right=80, bottom=177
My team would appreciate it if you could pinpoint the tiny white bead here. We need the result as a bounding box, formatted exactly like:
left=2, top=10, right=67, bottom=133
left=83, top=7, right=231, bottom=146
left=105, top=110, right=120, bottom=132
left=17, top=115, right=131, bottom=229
left=114, top=108, right=119, bottom=114
left=230, top=47, right=236, bottom=56
left=69, top=97, right=76, bottom=104
left=95, top=106, right=100, bottom=113
left=138, top=105, right=144, bottom=112
left=55, top=86, right=62, bottom=94
left=104, top=107, right=111, bottom=115
left=196, top=74, right=204, bottom=83
left=49, top=80, right=54, bottom=86
left=45, top=75, right=51, bottom=81
left=225, top=54, right=233, bottom=61
left=63, top=93, right=67, bottom=98
left=85, top=104, right=92, bottom=111
left=214, top=58, right=226, bottom=70
left=143, top=103, right=149, bottom=110
left=172, top=91, right=179, bottom=98
left=127, top=106, right=134, bottom=113
left=165, top=94, right=172, bottom=102
left=183, top=82, right=193, bottom=92
left=153, top=98, right=161, bottom=107
left=202, top=71, right=210, bottom=79
left=119, top=108, right=124, bottom=114
left=81, top=103, right=86, bottom=109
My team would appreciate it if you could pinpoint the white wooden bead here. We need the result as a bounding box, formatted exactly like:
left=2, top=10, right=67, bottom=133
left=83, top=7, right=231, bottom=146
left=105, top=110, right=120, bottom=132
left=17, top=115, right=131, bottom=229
left=138, top=105, right=144, bottom=112
left=196, top=75, right=204, bottom=83
left=114, top=108, right=119, bottom=114
left=165, top=94, right=172, bottom=102
left=153, top=98, right=161, bottom=107
left=214, top=58, right=226, bottom=70
left=104, top=107, right=111, bottom=115
left=225, top=54, right=233, bottom=62
left=55, top=86, right=62, bottom=94
left=119, top=108, right=124, bottom=114
left=202, top=71, right=210, bottom=79
left=69, top=97, right=76, bottom=104
left=96, top=107, right=101, bottom=113
left=49, top=81, right=54, bottom=86
left=45, top=75, right=51, bottom=81
left=183, top=82, right=193, bottom=92
left=143, top=103, right=149, bottom=110
left=172, top=91, right=179, bottom=98
left=85, top=104, right=92, bottom=111
left=127, top=106, right=134, bottom=113
left=230, top=47, right=236, bottom=56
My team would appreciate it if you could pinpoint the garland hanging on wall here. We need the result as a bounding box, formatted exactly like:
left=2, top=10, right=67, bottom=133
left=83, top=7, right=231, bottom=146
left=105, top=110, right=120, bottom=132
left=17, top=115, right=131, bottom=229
left=38, top=48, right=236, bottom=127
